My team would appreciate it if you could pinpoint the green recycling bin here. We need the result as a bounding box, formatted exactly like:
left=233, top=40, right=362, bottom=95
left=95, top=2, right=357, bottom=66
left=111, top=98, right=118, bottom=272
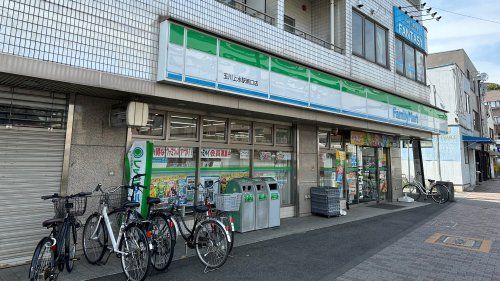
left=224, top=178, right=255, bottom=233
left=257, top=177, right=281, bottom=228
left=252, top=178, right=269, bottom=230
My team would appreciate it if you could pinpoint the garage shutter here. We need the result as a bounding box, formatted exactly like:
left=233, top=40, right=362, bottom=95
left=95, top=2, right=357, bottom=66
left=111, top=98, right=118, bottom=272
left=0, top=86, right=67, bottom=266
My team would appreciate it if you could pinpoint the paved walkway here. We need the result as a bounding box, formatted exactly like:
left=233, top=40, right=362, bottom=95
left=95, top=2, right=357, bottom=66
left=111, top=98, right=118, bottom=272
left=336, top=180, right=500, bottom=281
left=0, top=200, right=427, bottom=281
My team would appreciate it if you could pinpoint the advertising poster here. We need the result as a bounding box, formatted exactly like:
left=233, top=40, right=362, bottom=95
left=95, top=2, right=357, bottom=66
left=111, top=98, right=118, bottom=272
left=124, top=140, right=153, bottom=217
left=153, top=147, right=167, bottom=168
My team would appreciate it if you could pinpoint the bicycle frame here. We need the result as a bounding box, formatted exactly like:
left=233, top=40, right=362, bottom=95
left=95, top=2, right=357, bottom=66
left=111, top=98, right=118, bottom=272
left=91, top=205, right=127, bottom=256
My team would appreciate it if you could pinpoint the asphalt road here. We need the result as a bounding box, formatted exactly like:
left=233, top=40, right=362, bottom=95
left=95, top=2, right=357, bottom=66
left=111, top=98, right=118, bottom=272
left=92, top=203, right=448, bottom=281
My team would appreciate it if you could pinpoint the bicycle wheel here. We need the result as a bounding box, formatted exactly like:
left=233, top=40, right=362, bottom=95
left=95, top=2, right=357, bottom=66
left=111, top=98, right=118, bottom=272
left=82, top=213, right=107, bottom=264
left=214, top=211, right=234, bottom=254
left=119, top=224, right=151, bottom=281
left=402, top=183, right=420, bottom=201
left=29, top=237, right=54, bottom=281
left=431, top=184, right=449, bottom=204
left=194, top=219, right=229, bottom=269
left=65, top=223, right=77, bottom=272
left=149, top=213, right=174, bottom=271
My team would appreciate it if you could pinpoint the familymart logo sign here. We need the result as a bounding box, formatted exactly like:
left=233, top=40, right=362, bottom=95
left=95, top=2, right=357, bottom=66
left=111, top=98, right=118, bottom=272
left=393, top=107, right=419, bottom=124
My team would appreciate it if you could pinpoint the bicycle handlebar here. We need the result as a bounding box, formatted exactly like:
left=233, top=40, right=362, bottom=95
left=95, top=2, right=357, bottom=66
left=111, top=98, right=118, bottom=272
left=41, top=191, right=92, bottom=200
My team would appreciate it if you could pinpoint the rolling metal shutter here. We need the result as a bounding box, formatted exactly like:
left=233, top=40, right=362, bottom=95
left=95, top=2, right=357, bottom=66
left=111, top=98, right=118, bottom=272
left=0, top=86, right=68, bottom=266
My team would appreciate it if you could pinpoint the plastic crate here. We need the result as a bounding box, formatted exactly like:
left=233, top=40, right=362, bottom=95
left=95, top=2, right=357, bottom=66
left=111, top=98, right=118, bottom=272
left=311, top=207, right=340, bottom=217
left=310, top=187, right=341, bottom=218
left=310, top=187, right=342, bottom=198
left=214, top=193, right=242, bottom=212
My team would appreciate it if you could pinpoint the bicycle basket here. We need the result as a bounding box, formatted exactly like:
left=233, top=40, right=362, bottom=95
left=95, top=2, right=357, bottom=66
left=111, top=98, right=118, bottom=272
left=52, top=196, right=88, bottom=218
left=214, top=193, right=242, bottom=212
left=101, top=190, right=127, bottom=211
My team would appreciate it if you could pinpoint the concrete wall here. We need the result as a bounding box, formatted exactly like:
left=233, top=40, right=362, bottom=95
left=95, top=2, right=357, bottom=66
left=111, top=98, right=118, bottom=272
left=390, top=146, right=403, bottom=200
left=311, top=0, right=331, bottom=42
left=297, top=124, right=318, bottom=216
left=68, top=95, right=127, bottom=194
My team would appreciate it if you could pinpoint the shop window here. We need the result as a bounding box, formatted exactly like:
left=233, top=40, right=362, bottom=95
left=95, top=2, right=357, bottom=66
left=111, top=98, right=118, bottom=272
left=319, top=152, right=336, bottom=187
left=132, top=113, right=164, bottom=137
left=352, top=10, right=388, bottom=67
left=275, top=126, right=292, bottom=145
left=230, top=120, right=251, bottom=143
left=254, top=123, right=273, bottom=145
left=330, top=134, right=344, bottom=149
left=201, top=148, right=250, bottom=199
left=150, top=147, right=197, bottom=205
left=202, top=117, right=227, bottom=141
left=318, top=131, right=329, bottom=149
left=254, top=150, right=292, bottom=205
left=169, top=113, right=198, bottom=139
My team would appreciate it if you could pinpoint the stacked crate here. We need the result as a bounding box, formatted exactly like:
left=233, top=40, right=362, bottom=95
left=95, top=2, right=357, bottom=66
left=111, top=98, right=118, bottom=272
left=310, top=187, right=341, bottom=217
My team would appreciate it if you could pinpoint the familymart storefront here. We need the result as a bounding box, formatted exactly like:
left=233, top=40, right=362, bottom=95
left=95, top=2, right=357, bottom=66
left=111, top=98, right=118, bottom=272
left=137, top=20, right=449, bottom=216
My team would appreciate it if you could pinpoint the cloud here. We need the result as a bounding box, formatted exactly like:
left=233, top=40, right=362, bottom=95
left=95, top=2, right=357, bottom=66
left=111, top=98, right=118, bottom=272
left=425, top=0, right=500, bottom=83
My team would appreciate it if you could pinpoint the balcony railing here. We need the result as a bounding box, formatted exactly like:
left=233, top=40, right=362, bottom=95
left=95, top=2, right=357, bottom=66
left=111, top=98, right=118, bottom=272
left=216, top=0, right=275, bottom=25
left=284, top=23, right=344, bottom=54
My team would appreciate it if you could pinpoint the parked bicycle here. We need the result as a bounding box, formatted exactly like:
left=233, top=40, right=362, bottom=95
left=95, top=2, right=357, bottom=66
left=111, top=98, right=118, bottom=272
left=82, top=183, right=151, bottom=281
left=29, top=192, right=91, bottom=281
left=402, top=177, right=450, bottom=204
left=167, top=185, right=231, bottom=272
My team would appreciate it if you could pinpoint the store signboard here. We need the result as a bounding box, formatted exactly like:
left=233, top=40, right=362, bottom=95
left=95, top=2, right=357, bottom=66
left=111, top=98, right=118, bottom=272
left=165, top=147, right=194, bottom=158
left=393, top=6, right=428, bottom=53
left=201, top=148, right=232, bottom=159
left=157, top=21, right=446, bottom=134
left=350, top=131, right=400, bottom=148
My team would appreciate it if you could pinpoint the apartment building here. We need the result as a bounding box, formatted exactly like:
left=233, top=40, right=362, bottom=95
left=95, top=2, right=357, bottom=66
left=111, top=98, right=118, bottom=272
left=407, top=49, right=493, bottom=191
left=0, top=0, right=446, bottom=265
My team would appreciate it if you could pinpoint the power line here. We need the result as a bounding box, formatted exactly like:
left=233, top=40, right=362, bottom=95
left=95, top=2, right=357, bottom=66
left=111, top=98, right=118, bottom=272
left=433, top=7, right=500, bottom=25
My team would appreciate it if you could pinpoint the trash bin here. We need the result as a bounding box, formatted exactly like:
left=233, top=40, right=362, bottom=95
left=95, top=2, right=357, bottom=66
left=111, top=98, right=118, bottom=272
left=224, top=178, right=255, bottom=233
left=252, top=178, right=269, bottom=230
left=255, top=177, right=281, bottom=228
left=437, top=181, right=455, bottom=202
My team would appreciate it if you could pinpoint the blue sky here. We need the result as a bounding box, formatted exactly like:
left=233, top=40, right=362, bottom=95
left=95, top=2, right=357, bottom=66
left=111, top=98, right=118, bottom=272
left=424, top=0, right=500, bottom=83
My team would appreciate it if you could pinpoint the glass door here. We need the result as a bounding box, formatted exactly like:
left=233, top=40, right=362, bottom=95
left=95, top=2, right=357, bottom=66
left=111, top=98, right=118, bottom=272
left=358, top=147, right=378, bottom=203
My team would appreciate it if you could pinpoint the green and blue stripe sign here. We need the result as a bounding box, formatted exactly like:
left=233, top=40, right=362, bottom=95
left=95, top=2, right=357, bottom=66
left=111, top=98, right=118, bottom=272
left=157, top=21, right=447, bottom=134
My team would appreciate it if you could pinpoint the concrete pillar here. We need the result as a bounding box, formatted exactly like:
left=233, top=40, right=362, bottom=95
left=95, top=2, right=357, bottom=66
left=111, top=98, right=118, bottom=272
left=296, top=124, right=318, bottom=216
left=390, top=147, right=402, bottom=201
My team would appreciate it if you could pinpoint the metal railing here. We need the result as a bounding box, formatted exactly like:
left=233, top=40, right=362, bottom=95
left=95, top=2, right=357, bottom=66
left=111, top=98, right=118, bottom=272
left=216, top=0, right=275, bottom=25
left=284, top=23, right=344, bottom=54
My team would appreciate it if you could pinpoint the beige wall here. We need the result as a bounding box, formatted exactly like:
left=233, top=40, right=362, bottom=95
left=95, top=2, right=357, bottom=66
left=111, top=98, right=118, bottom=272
left=297, top=124, right=318, bottom=216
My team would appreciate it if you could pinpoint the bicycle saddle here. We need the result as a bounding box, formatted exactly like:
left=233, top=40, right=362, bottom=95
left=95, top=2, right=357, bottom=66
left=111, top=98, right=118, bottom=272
left=123, top=201, right=140, bottom=209
left=147, top=197, right=161, bottom=205
left=427, top=179, right=435, bottom=183
left=193, top=205, right=209, bottom=213
left=42, top=218, right=64, bottom=228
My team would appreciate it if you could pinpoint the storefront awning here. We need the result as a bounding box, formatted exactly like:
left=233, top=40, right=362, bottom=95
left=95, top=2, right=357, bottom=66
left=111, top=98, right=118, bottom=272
left=462, top=135, right=494, bottom=143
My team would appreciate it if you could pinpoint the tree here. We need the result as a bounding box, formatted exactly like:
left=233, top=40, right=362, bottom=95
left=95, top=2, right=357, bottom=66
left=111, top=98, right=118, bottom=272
left=487, top=83, right=500, bottom=91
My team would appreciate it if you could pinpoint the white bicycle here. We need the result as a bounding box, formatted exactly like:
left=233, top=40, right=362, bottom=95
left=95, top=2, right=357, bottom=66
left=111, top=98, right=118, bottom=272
left=402, top=176, right=450, bottom=204
left=82, top=183, right=151, bottom=281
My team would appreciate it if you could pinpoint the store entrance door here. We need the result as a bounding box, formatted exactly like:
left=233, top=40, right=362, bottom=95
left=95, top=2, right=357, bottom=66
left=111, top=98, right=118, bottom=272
left=358, top=147, right=378, bottom=202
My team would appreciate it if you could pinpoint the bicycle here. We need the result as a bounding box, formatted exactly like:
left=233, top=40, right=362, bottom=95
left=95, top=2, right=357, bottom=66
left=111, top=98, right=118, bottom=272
left=29, top=192, right=91, bottom=281
left=402, top=177, right=450, bottom=204
left=197, top=180, right=236, bottom=254
left=108, top=173, right=175, bottom=272
left=166, top=186, right=231, bottom=272
left=82, top=183, right=151, bottom=281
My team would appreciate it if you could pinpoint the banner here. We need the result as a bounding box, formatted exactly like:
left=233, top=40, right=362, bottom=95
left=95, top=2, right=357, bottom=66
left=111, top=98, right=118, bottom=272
left=350, top=131, right=400, bottom=148
left=125, top=140, right=153, bottom=217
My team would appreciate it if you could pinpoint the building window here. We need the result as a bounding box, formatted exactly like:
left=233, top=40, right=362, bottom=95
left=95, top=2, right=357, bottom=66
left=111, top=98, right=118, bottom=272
left=230, top=120, right=252, bottom=143
left=465, top=93, right=470, bottom=113
left=473, top=110, right=480, bottom=131
left=404, top=43, right=416, bottom=80
left=202, top=117, right=227, bottom=141
left=254, top=123, right=273, bottom=145
left=416, top=50, right=425, bottom=83
left=132, top=113, right=164, bottom=137
left=284, top=15, right=296, bottom=34
left=169, top=113, right=198, bottom=139
left=464, top=147, right=469, bottom=164
left=396, top=37, right=426, bottom=84
left=395, top=38, right=404, bottom=75
left=352, top=11, right=388, bottom=67
left=276, top=126, right=292, bottom=145
left=490, top=128, right=494, bottom=140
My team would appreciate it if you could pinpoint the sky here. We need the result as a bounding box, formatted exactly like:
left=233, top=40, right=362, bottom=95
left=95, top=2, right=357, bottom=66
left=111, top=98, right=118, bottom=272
left=424, top=0, right=500, bottom=84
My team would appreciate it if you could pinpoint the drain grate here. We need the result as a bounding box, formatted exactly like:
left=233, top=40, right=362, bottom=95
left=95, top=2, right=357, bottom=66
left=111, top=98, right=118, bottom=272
left=425, top=233, right=492, bottom=253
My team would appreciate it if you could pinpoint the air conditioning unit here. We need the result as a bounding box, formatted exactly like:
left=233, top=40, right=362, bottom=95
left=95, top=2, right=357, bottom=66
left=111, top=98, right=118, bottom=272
left=109, top=102, right=148, bottom=127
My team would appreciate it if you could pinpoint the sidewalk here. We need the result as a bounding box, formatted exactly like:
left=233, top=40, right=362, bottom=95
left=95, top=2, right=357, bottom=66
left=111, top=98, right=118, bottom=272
left=335, top=179, right=500, bottom=281
left=0, top=200, right=429, bottom=281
